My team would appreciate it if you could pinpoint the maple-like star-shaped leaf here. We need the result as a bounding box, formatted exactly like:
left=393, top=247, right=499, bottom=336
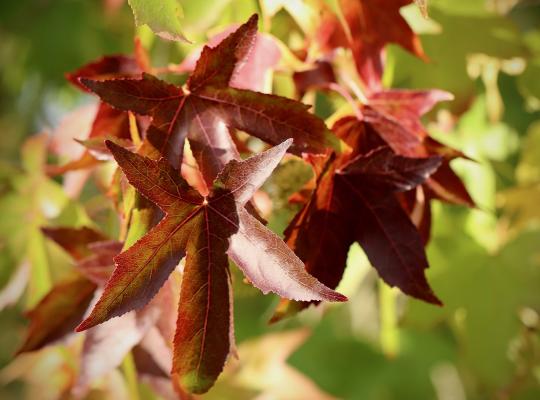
left=76, top=139, right=346, bottom=393
left=274, top=117, right=442, bottom=320
left=80, top=15, right=335, bottom=187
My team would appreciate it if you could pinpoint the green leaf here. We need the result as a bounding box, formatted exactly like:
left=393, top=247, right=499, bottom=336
left=128, top=0, right=189, bottom=42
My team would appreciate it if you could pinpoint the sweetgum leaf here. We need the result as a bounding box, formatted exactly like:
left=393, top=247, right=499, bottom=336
left=17, top=274, right=96, bottom=354
left=81, top=15, right=334, bottom=186
left=275, top=118, right=442, bottom=321
left=77, top=140, right=345, bottom=393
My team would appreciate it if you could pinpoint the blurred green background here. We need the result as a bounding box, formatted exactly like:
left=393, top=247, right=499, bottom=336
left=1, top=0, right=539, bottom=399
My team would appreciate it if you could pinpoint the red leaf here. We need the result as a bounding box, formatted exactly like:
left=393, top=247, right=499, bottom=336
left=318, top=0, right=426, bottom=91
left=180, top=18, right=281, bottom=93
left=276, top=118, right=442, bottom=320
left=341, top=146, right=442, bottom=191
left=81, top=15, right=333, bottom=186
left=77, top=140, right=345, bottom=393
left=66, top=55, right=140, bottom=91
left=17, top=274, right=97, bottom=354
left=426, top=161, right=475, bottom=207
left=187, top=14, right=258, bottom=91
left=368, top=89, right=454, bottom=139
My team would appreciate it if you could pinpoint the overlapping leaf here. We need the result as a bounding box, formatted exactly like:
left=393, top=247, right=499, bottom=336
left=77, top=140, right=346, bottom=393
left=317, top=0, right=426, bottom=91
left=274, top=117, right=442, bottom=320
left=17, top=226, right=114, bottom=354
left=48, top=55, right=142, bottom=176
left=80, top=15, right=335, bottom=187
left=16, top=274, right=97, bottom=354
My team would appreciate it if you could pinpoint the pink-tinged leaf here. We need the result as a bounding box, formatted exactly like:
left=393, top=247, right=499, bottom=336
left=17, top=274, right=97, bottom=354
left=80, top=15, right=333, bottom=186
left=196, top=86, right=333, bottom=157
left=77, top=241, right=123, bottom=285
left=75, top=285, right=165, bottom=394
left=136, top=327, right=173, bottom=375
left=48, top=104, right=98, bottom=160
left=48, top=103, right=132, bottom=176
left=41, top=226, right=107, bottom=260
left=187, top=14, right=258, bottom=91
left=341, top=146, right=442, bottom=192
left=0, top=262, right=29, bottom=312
left=368, top=89, right=454, bottom=138
left=362, top=106, right=422, bottom=157
left=228, top=207, right=347, bottom=302
left=180, top=23, right=281, bottom=92
left=78, top=140, right=344, bottom=393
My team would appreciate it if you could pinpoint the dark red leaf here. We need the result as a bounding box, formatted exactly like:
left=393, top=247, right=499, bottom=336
left=275, top=118, right=442, bottom=320
left=80, top=15, right=334, bottom=186
left=341, top=146, right=442, bottom=192
left=77, top=140, right=345, bottom=393
left=66, top=55, right=140, bottom=91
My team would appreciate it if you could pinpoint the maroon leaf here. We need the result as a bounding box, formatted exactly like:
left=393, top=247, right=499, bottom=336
left=80, top=15, right=334, bottom=186
left=76, top=140, right=345, bottom=393
left=275, top=118, right=442, bottom=320
left=66, top=55, right=140, bottom=91
left=341, top=146, right=442, bottom=192
left=426, top=161, right=475, bottom=207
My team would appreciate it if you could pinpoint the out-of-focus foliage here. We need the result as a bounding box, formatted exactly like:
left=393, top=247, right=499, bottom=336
left=1, top=0, right=539, bottom=399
